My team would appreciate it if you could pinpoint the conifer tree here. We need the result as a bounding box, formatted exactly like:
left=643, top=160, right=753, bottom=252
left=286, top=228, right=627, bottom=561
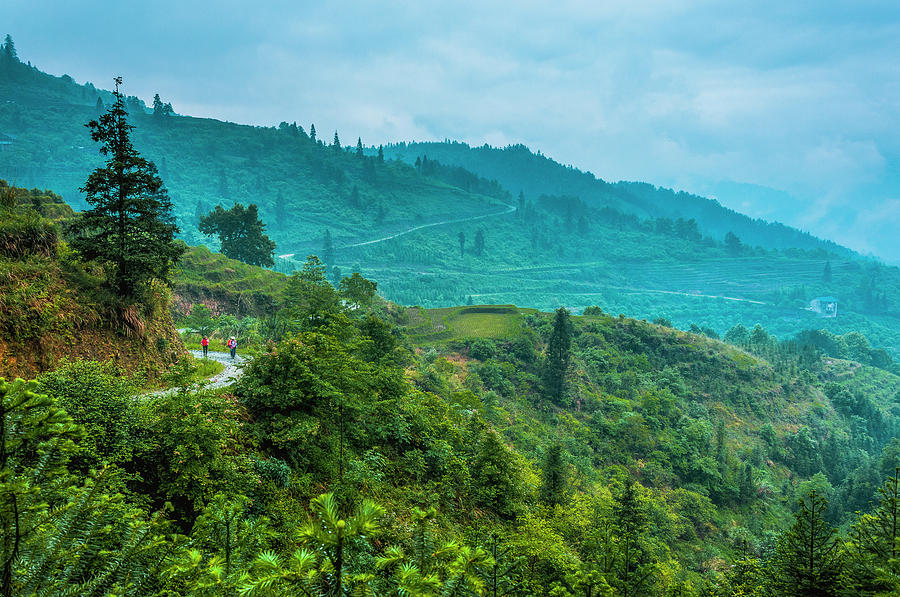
left=377, top=145, right=384, bottom=163
left=322, top=229, right=334, bottom=266
left=772, top=490, right=843, bottom=596
left=609, top=482, right=653, bottom=596
left=71, top=77, right=183, bottom=298
left=2, top=35, right=16, bottom=61
left=332, top=131, right=341, bottom=152
left=309, top=123, right=316, bottom=143
left=844, top=470, right=900, bottom=594
left=544, top=307, right=572, bottom=404
left=823, top=261, right=832, bottom=284
left=474, top=228, right=485, bottom=256
left=540, top=442, right=569, bottom=507
left=356, top=137, right=363, bottom=157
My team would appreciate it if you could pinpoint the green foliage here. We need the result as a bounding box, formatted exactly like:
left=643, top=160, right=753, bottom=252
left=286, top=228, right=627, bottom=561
left=184, top=303, right=217, bottom=337
left=198, top=203, right=276, bottom=267
left=772, top=490, right=843, bottom=596
left=70, top=79, right=183, bottom=298
left=37, top=360, right=140, bottom=469
left=544, top=306, right=572, bottom=404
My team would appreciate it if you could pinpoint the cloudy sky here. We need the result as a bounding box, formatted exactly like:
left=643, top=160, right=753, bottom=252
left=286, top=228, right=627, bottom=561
left=4, top=0, right=900, bottom=260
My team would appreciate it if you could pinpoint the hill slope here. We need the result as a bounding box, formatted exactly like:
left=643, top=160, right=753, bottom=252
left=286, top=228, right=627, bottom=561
left=3, top=48, right=900, bottom=358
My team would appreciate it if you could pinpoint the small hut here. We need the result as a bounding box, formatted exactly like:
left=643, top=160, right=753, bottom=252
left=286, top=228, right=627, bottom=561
left=809, top=296, right=838, bottom=318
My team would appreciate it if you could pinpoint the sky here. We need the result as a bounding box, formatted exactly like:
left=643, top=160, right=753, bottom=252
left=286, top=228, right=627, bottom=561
left=3, top=0, right=900, bottom=260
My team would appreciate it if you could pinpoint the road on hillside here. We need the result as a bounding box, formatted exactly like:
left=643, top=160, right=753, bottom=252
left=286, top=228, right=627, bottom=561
left=277, top=203, right=516, bottom=258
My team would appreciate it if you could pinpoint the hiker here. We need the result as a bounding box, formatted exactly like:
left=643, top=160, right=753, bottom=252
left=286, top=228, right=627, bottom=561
left=201, top=335, right=209, bottom=357
left=228, top=336, right=237, bottom=359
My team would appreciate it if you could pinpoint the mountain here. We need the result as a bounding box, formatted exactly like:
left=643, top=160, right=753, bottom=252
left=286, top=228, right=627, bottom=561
left=3, top=48, right=900, bottom=359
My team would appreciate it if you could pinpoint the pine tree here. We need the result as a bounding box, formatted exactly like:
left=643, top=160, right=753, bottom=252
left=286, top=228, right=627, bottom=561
left=356, top=137, right=363, bottom=157
left=540, top=443, right=569, bottom=507
left=844, top=470, right=900, bottom=594
left=544, top=307, right=572, bottom=404
left=323, top=229, right=334, bottom=266
left=474, top=228, right=485, bottom=256
left=773, top=490, right=843, bottom=596
left=95, top=96, right=105, bottom=115
left=152, top=93, right=164, bottom=116
left=71, top=77, right=183, bottom=298
left=609, top=482, right=653, bottom=597
left=332, top=131, right=341, bottom=152
left=3, top=35, right=16, bottom=61
left=309, top=123, right=317, bottom=143
left=823, top=261, right=832, bottom=284
left=377, top=145, right=384, bottom=163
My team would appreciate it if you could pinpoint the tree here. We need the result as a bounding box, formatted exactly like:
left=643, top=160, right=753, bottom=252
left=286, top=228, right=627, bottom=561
left=152, top=93, right=164, bottom=115
left=309, top=123, right=316, bottom=143
left=339, top=272, right=377, bottom=309
left=283, top=256, right=343, bottom=329
left=823, top=261, right=832, bottom=284
left=471, top=429, right=521, bottom=518
left=458, top=231, right=465, bottom=257
left=198, top=203, right=276, bottom=266
left=356, top=137, right=363, bottom=157
left=474, top=228, right=485, bottom=256
left=540, top=442, right=569, bottom=507
left=377, top=144, right=384, bottom=163
left=724, top=323, right=750, bottom=347
left=2, top=35, right=16, bottom=61
left=185, top=303, right=218, bottom=337
left=608, top=482, right=654, bottom=596
left=844, top=470, right=900, bottom=594
left=322, top=229, right=334, bottom=267
left=95, top=96, right=105, bottom=115
left=772, top=490, right=843, bottom=596
left=71, top=77, right=183, bottom=298
left=725, top=231, right=742, bottom=254
left=544, top=307, right=572, bottom=404
left=332, top=131, right=341, bottom=152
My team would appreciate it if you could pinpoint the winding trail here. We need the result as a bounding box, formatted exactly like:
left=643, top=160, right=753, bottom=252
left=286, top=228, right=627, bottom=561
left=277, top=203, right=516, bottom=259
left=146, top=350, right=247, bottom=397
left=189, top=349, right=247, bottom=389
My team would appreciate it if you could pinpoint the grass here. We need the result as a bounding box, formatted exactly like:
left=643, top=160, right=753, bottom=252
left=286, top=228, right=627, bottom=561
left=405, top=305, right=532, bottom=343
left=195, top=357, right=225, bottom=379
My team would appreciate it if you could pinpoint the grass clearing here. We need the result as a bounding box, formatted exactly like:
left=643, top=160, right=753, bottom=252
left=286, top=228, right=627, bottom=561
left=406, top=305, right=530, bottom=343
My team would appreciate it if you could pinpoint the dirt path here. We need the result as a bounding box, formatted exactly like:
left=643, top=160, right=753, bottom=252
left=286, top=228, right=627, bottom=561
left=145, top=349, right=247, bottom=397
left=278, top=203, right=516, bottom=258
left=189, top=349, right=247, bottom=389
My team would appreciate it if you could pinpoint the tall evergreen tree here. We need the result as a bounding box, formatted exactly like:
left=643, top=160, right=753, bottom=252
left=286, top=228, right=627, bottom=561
left=2, top=35, right=16, bottom=61
left=844, top=470, right=900, bottom=594
left=356, top=137, right=364, bottom=157
left=609, top=482, right=653, bottom=597
left=823, top=261, right=833, bottom=284
left=377, top=145, right=384, bottom=163
left=309, top=123, right=317, bottom=143
left=332, top=131, right=341, bottom=152
left=772, top=490, right=843, bottom=596
left=540, top=443, right=569, bottom=507
left=474, top=228, right=485, bottom=256
left=71, top=77, right=183, bottom=298
left=322, top=229, right=334, bottom=267
left=544, top=307, right=572, bottom=404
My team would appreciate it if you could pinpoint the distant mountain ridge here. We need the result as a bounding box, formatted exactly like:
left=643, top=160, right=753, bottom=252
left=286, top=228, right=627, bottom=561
left=380, top=141, right=851, bottom=256
left=3, top=44, right=900, bottom=359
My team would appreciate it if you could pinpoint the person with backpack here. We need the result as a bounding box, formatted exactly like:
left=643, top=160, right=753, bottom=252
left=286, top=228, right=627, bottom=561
left=228, top=336, right=237, bottom=359
left=201, top=335, right=209, bottom=358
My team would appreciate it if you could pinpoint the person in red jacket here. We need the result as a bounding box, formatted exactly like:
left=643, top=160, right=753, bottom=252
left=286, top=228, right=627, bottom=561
left=228, top=336, right=237, bottom=359
left=201, top=335, right=209, bottom=358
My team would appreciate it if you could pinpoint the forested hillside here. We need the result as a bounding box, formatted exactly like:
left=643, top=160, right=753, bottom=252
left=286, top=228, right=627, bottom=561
left=2, top=42, right=900, bottom=359
left=8, top=243, right=900, bottom=593
left=0, top=181, right=183, bottom=379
